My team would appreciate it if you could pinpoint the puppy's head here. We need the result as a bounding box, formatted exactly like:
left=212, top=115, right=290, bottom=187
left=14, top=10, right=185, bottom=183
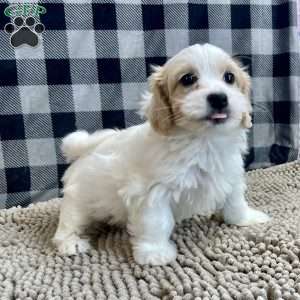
left=143, top=43, right=251, bottom=135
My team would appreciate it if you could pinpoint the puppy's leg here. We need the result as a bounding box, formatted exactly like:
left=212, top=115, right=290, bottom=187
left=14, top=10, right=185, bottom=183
left=223, top=182, right=270, bottom=226
left=128, top=185, right=176, bottom=265
left=53, top=198, right=91, bottom=255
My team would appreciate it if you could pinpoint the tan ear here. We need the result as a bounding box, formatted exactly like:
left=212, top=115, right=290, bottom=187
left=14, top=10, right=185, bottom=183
left=241, top=112, right=252, bottom=129
left=237, top=65, right=252, bottom=129
left=232, top=57, right=253, bottom=129
left=239, top=70, right=251, bottom=98
left=147, top=66, right=174, bottom=135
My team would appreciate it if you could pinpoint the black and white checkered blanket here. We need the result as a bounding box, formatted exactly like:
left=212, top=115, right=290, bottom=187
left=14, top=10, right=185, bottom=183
left=0, top=0, right=299, bottom=208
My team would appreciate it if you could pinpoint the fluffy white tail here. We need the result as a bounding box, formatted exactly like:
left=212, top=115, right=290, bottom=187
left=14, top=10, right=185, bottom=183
left=61, top=129, right=116, bottom=162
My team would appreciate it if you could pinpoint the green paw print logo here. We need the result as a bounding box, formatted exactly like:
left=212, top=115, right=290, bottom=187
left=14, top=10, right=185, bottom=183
left=4, top=4, right=47, bottom=48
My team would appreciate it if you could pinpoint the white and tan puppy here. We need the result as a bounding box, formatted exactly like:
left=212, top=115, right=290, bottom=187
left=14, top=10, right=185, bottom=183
left=53, top=44, right=269, bottom=265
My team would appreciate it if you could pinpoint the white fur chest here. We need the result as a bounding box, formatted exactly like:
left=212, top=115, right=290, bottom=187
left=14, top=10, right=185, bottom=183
left=162, top=132, right=246, bottom=221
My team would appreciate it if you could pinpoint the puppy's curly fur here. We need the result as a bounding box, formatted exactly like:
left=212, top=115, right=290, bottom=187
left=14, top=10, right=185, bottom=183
left=53, top=44, right=269, bottom=265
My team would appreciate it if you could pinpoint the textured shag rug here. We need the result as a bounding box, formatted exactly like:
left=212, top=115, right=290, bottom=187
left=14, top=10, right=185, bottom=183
left=1, top=162, right=300, bottom=300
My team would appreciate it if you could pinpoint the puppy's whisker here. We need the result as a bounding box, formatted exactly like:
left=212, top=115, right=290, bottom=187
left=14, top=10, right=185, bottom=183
left=152, top=107, right=175, bottom=112
left=172, top=114, right=186, bottom=124
left=157, top=111, right=183, bottom=125
left=159, top=115, right=177, bottom=124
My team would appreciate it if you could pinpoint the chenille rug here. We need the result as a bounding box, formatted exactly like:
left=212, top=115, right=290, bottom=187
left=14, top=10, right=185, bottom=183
left=1, top=162, right=300, bottom=300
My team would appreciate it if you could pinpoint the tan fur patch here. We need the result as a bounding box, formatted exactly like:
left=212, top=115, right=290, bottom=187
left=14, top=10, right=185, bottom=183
left=241, top=112, right=252, bottom=129
left=147, top=67, right=174, bottom=135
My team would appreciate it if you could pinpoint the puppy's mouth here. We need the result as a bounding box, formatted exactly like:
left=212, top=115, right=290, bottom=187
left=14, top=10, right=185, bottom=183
left=206, top=111, right=229, bottom=124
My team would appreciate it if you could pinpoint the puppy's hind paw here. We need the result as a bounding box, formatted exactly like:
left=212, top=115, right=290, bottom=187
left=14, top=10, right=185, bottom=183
left=133, top=241, right=177, bottom=266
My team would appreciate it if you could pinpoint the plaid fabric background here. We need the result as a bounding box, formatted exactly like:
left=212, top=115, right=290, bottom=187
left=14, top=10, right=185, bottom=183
left=298, top=0, right=300, bottom=36
left=0, top=0, right=299, bottom=208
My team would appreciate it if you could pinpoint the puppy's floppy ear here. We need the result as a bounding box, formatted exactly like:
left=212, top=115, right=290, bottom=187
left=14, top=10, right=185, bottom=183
left=232, top=54, right=251, bottom=97
left=233, top=55, right=252, bottom=128
left=239, top=71, right=252, bottom=128
left=147, top=66, right=174, bottom=135
left=241, top=112, right=252, bottom=129
left=239, top=67, right=251, bottom=99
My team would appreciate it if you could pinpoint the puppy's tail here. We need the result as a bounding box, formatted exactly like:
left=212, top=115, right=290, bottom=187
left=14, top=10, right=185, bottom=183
left=61, top=129, right=116, bottom=162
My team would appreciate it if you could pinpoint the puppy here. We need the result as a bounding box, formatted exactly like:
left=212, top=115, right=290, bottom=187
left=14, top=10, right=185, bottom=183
left=53, top=44, right=269, bottom=265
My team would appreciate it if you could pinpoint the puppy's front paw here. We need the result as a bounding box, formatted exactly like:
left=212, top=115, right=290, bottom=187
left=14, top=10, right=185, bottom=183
left=133, top=241, right=177, bottom=265
left=229, top=207, right=270, bottom=227
left=54, top=236, right=91, bottom=256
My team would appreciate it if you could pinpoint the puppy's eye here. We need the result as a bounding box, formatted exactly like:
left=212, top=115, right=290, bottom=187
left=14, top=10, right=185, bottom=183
left=223, top=72, right=235, bottom=84
left=180, top=73, right=198, bottom=86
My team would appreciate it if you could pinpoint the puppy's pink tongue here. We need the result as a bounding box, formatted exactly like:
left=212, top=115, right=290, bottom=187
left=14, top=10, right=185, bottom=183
left=210, top=113, right=227, bottom=120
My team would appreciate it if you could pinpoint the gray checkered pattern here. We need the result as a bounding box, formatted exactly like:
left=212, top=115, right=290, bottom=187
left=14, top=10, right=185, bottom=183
left=0, top=0, right=299, bottom=208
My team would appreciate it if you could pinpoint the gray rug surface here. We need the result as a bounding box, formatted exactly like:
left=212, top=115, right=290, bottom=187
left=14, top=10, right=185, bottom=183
left=1, top=162, right=300, bottom=300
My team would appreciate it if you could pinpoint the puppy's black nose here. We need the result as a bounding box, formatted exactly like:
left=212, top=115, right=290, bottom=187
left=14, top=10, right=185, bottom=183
left=207, top=93, right=228, bottom=110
